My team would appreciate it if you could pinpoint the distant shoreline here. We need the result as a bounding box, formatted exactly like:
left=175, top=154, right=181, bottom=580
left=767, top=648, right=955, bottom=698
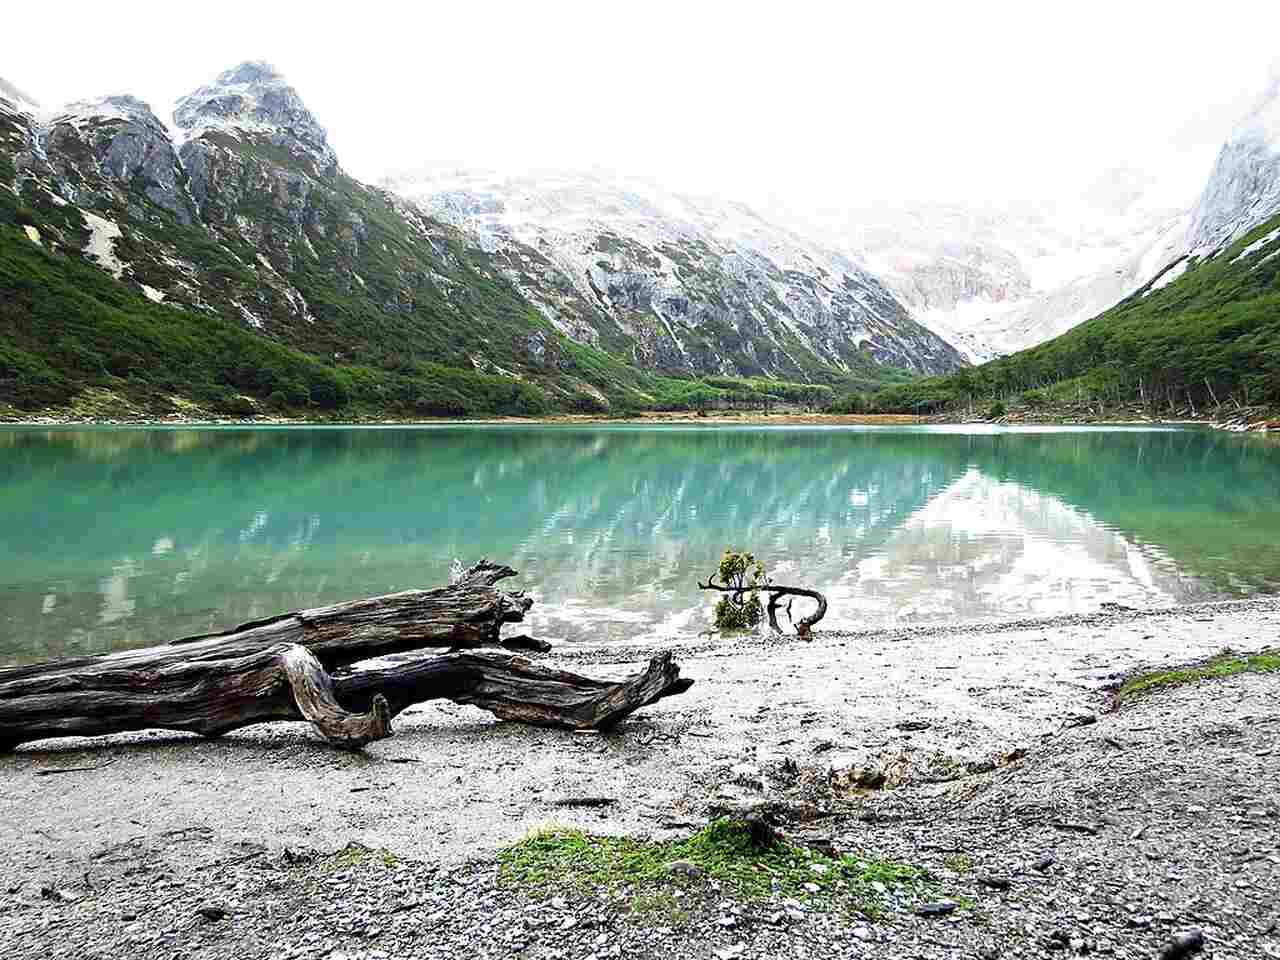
left=3, top=411, right=1271, bottom=430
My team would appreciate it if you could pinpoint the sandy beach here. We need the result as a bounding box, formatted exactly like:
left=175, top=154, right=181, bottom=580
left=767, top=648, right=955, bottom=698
left=2, top=597, right=1277, bottom=958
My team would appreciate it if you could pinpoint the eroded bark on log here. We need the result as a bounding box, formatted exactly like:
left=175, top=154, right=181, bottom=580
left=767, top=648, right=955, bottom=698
left=0, top=646, right=690, bottom=750
left=0, top=561, right=692, bottom=751
left=337, top=651, right=694, bottom=730
left=0, top=560, right=530, bottom=698
left=763, top=587, right=828, bottom=637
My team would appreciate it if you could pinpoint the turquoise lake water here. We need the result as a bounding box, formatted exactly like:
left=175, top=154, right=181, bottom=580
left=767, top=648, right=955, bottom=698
left=1, top=424, right=1278, bottom=664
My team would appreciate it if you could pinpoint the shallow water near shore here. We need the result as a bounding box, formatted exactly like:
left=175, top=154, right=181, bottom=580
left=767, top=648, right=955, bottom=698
left=1, top=423, right=1279, bottom=664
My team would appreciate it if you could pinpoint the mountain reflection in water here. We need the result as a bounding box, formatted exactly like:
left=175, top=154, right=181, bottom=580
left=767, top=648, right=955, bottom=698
left=0, top=425, right=1276, bottom=663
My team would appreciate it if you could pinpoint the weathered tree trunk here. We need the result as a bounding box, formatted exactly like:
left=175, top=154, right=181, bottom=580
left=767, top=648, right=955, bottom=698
left=763, top=587, right=828, bottom=638
left=0, top=561, right=692, bottom=751
left=697, top=578, right=828, bottom=638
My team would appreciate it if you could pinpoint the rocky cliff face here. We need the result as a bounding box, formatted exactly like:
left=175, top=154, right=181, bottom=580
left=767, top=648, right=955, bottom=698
left=42, top=95, right=194, bottom=223
left=1184, top=70, right=1280, bottom=258
left=384, top=169, right=966, bottom=378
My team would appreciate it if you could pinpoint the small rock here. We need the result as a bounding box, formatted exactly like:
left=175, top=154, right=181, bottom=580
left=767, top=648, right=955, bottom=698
left=850, top=924, right=876, bottom=942
left=978, top=875, right=1011, bottom=891
left=1032, top=856, right=1055, bottom=872
left=808, top=863, right=829, bottom=877
left=1159, top=930, right=1205, bottom=960
left=665, top=860, right=703, bottom=879
left=1053, top=821, right=1102, bottom=836
left=197, top=904, right=228, bottom=922
left=917, top=901, right=959, bottom=917
left=896, top=719, right=931, bottom=732
left=853, top=765, right=886, bottom=789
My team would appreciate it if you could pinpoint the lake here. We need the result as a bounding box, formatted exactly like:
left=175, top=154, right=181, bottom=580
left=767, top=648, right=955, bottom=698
left=1, top=424, right=1278, bottom=664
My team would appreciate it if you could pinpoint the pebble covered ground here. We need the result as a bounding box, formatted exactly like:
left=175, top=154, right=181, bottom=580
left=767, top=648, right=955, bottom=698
left=1, top=602, right=1278, bottom=959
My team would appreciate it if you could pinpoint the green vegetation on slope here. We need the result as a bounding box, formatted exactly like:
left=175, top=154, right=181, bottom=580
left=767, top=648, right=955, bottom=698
left=834, top=214, right=1280, bottom=417
left=0, top=214, right=549, bottom=417
left=1116, top=648, right=1280, bottom=703
left=0, top=203, right=877, bottom=419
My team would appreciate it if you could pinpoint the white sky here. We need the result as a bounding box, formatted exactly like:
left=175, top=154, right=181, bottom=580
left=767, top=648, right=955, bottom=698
left=5, top=0, right=1280, bottom=216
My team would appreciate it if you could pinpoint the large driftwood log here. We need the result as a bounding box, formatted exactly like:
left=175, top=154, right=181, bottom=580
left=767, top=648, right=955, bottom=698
left=0, top=562, right=692, bottom=751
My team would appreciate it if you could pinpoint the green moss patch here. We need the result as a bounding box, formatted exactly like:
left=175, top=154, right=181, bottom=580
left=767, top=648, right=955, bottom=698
left=1116, top=648, right=1280, bottom=704
left=320, top=841, right=400, bottom=872
left=498, top=818, right=924, bottom=918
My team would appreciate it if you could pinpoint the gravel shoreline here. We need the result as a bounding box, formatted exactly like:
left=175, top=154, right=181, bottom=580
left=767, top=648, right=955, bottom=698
left=2, top=601, right=1278, bottom=959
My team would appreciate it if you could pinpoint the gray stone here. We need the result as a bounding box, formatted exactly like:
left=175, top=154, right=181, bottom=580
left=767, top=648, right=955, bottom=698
left=664, top=860, right=703, bottom=879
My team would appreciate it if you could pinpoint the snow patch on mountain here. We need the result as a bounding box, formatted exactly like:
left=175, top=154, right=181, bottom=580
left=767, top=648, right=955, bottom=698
left=81, top=211, right=124, bottom=279
left=1230, top=226, right=1280, bottom=264
left=53, top=95, right=158, bottom=130
left=1144, top=257, right=1189, bottom=296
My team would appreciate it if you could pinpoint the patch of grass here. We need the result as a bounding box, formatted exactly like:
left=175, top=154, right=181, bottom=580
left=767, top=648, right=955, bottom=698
left=498, top=818, right=924, bottom=918
left=1117, top=648, right=1280, bottom=703
left=943, top=853, right=974, bottom=873
left=322, top=841, right=399, bottom=872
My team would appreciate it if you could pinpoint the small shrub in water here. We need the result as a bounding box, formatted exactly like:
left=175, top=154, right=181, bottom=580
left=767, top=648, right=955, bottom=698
left=712, top=549, right=767, bottom=630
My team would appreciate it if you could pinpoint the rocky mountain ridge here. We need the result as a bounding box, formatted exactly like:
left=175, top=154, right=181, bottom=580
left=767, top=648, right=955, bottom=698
left=0, top=64, right=666, bottom=416
left=0, top=63, right=962, bottom=422
left=384, top=168, right=965, bottom=378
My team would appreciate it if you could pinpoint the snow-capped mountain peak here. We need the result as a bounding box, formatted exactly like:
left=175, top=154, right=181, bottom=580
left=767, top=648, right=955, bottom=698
left=1184, top=66, right=1280, bottom=259
left=172, top=61, right=337, bottom=173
